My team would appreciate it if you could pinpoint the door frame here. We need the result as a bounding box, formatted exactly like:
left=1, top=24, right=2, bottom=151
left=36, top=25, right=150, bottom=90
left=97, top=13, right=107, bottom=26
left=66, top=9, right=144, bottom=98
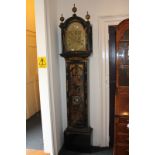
left=34, top=0, right=61, bottom=154
left=108, top=25, right=116, bottom=147
left=98, top=15, right=128, bottom=146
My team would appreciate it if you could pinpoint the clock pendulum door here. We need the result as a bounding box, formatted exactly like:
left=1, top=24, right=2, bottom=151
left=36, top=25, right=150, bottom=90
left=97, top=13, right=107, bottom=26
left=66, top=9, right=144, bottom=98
left=64, top=58, right=92, bottom=152
left=59, top=4, right=93, bottom=152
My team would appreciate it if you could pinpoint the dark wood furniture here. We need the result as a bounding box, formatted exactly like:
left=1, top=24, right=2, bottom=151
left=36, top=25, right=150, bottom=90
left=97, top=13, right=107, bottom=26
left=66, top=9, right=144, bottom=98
left=114, top=19, right=129, bottom=155
left=59, top=4, right=93, bottom=153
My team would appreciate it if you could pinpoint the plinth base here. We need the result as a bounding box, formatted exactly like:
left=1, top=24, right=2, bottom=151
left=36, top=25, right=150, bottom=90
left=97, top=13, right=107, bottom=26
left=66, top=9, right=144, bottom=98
left=64, top=127, right=93, bottom=153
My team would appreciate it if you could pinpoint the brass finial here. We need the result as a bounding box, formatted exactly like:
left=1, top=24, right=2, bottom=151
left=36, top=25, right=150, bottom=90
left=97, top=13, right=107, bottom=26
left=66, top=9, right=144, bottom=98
left=85, top=11, right=90, bottom=21
left=72, top=4, right=77, bottom=14
left=60, top=14, right=65, bottom=23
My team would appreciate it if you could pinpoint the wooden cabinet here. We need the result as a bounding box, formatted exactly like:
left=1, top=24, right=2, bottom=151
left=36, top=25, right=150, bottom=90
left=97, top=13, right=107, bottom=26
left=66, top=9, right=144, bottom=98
left=114, top=19, right=129, bottom=155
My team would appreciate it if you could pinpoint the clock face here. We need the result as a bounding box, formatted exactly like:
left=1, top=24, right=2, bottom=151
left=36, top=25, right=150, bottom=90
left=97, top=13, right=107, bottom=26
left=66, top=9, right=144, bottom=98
left=65, top=22, right=87, bottom=51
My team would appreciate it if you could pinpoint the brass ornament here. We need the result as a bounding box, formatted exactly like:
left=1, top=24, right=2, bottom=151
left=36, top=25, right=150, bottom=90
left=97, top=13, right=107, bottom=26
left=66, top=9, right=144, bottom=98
left=85, top=11, right=90, bottom=21
left=72, top=4, right=77, bottom=14
left=60, top=14, right=65, bottom=23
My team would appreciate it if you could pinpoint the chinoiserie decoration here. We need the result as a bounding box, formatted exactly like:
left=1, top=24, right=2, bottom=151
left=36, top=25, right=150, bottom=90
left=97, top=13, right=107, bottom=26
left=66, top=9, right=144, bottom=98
left=59, top=4, right=93, bottom=153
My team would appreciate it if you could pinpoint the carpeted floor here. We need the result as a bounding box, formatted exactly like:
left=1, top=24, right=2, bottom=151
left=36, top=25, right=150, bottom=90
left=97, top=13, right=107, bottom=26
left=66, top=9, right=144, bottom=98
left=26, top=112, right=43, bottom=150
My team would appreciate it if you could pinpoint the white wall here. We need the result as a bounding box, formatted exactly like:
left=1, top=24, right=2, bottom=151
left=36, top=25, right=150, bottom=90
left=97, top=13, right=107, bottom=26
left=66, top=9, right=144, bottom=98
left=34, top=0, right=54, bottom=154
left=57, top=0, right=129, bottom=147
left=44, top=0, right=63, bottom=153
left=35, top=0, right=63, bottom=154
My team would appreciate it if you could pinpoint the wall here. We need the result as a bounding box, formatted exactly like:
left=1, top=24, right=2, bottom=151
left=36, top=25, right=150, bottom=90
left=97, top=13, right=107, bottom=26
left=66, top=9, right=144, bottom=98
left=44, top=0, right=63, bottom=153
left=26, top=0, right=36, bottom=31
left=34, top=0, right=54, bottom=154
left=26, top=30, right=40, bottom=119
left=35, top=0, right=63, bottom=154
left=57, top=0, right=129, bottom=147
left=26, top=0, right=40, bottom=119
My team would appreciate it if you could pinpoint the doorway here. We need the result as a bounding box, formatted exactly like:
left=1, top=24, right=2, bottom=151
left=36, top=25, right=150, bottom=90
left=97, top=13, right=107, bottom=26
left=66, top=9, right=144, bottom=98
left=109, top=25, right=116, bottom=147
left=26, top=0, right=43, bottom=150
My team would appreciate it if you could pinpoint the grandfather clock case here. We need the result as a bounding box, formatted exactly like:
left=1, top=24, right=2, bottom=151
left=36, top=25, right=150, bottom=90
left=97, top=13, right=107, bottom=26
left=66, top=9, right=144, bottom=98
left=59, top=5, right=93, bottom=152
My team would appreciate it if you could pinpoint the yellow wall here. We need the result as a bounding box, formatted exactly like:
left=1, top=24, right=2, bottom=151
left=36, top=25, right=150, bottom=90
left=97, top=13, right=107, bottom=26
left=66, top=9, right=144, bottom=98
left=26, top=0, right=40, bottom=119
left=26, top=0, right=36, bottom=31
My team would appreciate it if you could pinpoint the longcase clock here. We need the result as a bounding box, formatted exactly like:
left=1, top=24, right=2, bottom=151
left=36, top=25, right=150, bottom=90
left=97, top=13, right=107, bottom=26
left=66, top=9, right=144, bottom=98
left=59, top=4, right=93, bottom=152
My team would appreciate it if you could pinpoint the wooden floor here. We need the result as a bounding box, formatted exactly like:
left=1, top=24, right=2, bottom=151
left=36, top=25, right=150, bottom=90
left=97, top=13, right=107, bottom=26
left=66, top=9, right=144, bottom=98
left=26, top=149, right=49, bottom=155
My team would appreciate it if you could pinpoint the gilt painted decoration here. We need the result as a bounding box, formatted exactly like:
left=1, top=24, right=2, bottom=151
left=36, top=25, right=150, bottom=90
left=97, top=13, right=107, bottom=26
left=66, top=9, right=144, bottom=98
left=66, top=60, right=88, bottom=128
left=59, top=4, right=93, bottom=152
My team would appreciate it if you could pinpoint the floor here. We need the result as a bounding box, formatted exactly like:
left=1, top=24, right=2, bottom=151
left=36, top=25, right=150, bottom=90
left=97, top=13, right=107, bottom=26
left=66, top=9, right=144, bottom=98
left=26, top=149, right=49, bottom=155
left=60, top=147, right=113, bottom=155
left=26, top=112, right=43, bottom=150
left=26, top=112, right=112, bottom=155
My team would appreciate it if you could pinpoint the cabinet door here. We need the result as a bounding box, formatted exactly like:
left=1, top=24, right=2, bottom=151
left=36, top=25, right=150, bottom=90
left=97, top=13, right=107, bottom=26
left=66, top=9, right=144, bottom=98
left=115, top=19, right=129, bottom=116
